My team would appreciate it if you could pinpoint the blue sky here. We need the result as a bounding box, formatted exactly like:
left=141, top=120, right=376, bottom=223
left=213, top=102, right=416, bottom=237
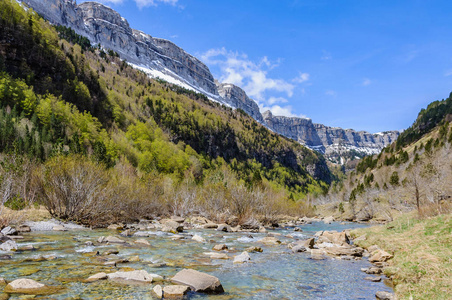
left=82, top=0, right=452, bottom=133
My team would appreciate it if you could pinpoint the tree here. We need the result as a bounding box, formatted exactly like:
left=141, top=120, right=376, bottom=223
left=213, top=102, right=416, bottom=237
left=389, top=171, right=399, bottom=186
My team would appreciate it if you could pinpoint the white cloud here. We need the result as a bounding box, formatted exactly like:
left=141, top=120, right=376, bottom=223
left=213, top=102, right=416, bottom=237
left=293, top=72, right=310, bottom=84
left=362, top=78, right=371, bottom=86
left=325, top=90, right=337, bottom=96
left=200, top=47, right=295, bottom=101
left=268, top=97, right=288, bottom=105
left=260, top=104, right=307, bottom=119
left=445, top=69, right=452, bottom=77
left=134, top=0, right=178, bottom=8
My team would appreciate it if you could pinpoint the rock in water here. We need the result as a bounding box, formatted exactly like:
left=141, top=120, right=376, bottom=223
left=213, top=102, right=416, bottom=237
left=0, top=240, right=18, bottom=251
left=192, top=235, right=206, bottom=243
left=163, top=285, right=190, bottom=298
left=233, top=251, right=251, bottom=263
left=86, top=272, right=108, bottom=282
left=4, top=278, right=45, bottom=293
left=107, top=270, right=161, bottom=283
left=153, top=284, right=163, bottom=298
left=171, top=269, right=224, bottom=294
left=216, top=224, right=232, bottom=232
left=53, top=225, right=67, bottom=231
left=1, top=226, right=17, bottom=236
left=212, top=244, right=228, bottom=251
left=375, top=291, right=396, bottom=300
left=258, top=237, right=281, bottom=245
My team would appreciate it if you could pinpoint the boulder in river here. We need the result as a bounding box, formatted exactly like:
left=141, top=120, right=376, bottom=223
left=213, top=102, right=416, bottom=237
left=258, top=237, right=281, bottom=245
left=323, top=216, right=334, bottom=224
left=192, top=235, right=206, bottom=243
left=3, top=278, right=55, bottom=295
left=153, top=284, right=163, bottom=298
left=375, top=291, right=396, bottom=300
left=171, top=269, right=224, bottom=294
left=245, top=246, right=263, bottom=253
left=161, top=220, right=184, bottom=233
left=204, top=252, right=229, bottom=259
left=98, top=236, right=126, bottom=244
left=0, top=240, right=17, bottom=252
left=203, top=223, right=218, bottom=229
left=364, top=276, right=382, bottom=282
left=233, top=251, right=251, bottom=263
left=310, top=249, right=327, bottom=260
left=163, top=285, right=190, bottom=298
left=135, top=239, right=150, bottom=246
left=1, top=226, right=17, bottom=236
left=107, top=270, right=161, bottom=283
left=292, top=245, right=307, bottom=253
left=212, top=244, right=228, bottom=251
left=86, top=272, right=108, bottom=282
left=107, top=224, right=124, bottom=230
left=53, top=225, right=67, bottom=231
left=318, top=231, right=350, bottom=246
left=0, top=277, right=6, bottom=285
left=216, top=224, right=232, bottom=232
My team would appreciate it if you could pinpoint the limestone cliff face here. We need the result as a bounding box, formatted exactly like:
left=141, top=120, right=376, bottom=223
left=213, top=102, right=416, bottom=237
left=263, top=111, right=399, bottom=162
left=216, top=82, right=264, bottom=123
left=23, top=0, right=218, bottom=95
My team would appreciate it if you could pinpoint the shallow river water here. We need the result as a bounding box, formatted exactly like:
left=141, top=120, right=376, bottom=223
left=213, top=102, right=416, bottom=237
left=0, top=221, right=393, bottom=299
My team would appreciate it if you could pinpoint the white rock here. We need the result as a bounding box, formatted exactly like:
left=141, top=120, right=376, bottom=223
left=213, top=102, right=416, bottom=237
left=233, top=251, right=251, bottom=264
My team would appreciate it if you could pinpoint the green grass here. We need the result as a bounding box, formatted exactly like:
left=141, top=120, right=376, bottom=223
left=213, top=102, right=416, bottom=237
left=352, top=213, right=452, bottom=300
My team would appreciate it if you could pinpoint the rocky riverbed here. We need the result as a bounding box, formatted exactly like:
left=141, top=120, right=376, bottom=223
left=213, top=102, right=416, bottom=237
left=0, top=217, right=394, bottom=299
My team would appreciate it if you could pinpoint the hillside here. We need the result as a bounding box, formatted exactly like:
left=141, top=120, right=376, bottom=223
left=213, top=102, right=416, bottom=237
left=0, top=0, right=332, bottom=225
left=314, top=92, right=452, bottom=221
left=21, top=0, right=398, bottom=164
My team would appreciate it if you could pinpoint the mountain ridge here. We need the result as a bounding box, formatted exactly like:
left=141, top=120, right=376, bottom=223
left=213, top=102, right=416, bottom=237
left=22, top=0, right=399, bottom=163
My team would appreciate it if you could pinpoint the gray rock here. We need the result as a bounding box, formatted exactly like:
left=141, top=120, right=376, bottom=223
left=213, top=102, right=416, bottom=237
left=161, top=220, right=184, bottom=233
left=192, top=235, right=206, bottom=243
left=233, top=251, right=251, bottom=263
left=171, top=216, right=185, bottom=223
left=292, top=245, right=307, bottom=253
left=163, top=285, right=190, bottom=298
left=153, top=284, right=163, bottom=298
left=0, top=240, right=17, bottom=251
left=4, top=278, right=44, bottom=290
left=171, top=269, right=224, bottom=293
left=375, top=291, right=396, bottom=300
left=86, top=272, right=108, bottom=282
left=364, top=276, right=382, bottom=282
left=245, top=246, right=263, bottom=253
left=53, top=225, right=67, bottom=231
left=107, top=270, right=161, bottom=283
left=212, top=244, right=228, bottom=251
left=216, top=224, right=232, bottom=232
left=1, top=226, right=17, bottom=236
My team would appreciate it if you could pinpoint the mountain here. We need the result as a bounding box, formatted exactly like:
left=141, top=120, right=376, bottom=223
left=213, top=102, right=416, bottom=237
left=22, top=0, right=398, bottom=163
left=263, top=111, right=400, bottom=164
left=314, top=92, right=452, bottom=222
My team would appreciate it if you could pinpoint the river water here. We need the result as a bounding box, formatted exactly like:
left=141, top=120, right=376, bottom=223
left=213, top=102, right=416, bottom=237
left=0, top=221, right=393, bottom=299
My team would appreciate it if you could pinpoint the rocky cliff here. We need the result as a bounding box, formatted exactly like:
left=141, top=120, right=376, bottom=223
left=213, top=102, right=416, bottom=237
left=23, top=0, right=398, bottom=163
left=263, top=111, right=399, bottom=163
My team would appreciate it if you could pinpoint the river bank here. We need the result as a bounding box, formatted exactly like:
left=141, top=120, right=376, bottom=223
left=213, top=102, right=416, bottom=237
left=0, top=213, right=395, bottom=299
left=351, top=212, right=452, bottom=300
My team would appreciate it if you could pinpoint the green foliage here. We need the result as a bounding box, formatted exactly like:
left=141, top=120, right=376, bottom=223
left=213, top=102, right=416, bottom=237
left=54, top=25, right=92, bottom=51
left=390, top=171, right=399, bottom=186
left=4, top=194, right=27, bottom=210
left=396, top=92, right=452, bottom=149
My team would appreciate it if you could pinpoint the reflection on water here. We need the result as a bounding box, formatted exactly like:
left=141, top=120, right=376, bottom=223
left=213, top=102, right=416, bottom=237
left=0, top=221, right=392, bottom=299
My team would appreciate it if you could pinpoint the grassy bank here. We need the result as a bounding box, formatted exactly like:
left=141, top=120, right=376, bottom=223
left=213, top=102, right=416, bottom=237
left=352, top=212, right=452, bottom=300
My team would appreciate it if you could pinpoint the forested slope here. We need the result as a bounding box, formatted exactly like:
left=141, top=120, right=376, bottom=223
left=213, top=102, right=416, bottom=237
left=0, top=0, right=331, bottom=225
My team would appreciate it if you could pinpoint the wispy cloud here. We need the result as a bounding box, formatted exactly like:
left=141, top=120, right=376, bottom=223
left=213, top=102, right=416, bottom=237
left=362, top=78, right=371, bottom=86
left=445, top=69, right=452, bottom=77
left=201, top=47, right=295, bottom=101
left=201, top=47, right=311, bottom=118
left=325, top=90, right=337, bottom=97
left=260, top=104, right=307, bottom=118
left=293, top=72, right=310, bottom=84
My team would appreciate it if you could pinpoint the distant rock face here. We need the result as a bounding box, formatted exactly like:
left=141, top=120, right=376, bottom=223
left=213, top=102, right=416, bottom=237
left=263, top=111, right=399, bottom=163
left=216, top=81, right=264, bottom=123
left=24, top=0, right=399, bottom=164
left=23, top=0, right=217, bottom=96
